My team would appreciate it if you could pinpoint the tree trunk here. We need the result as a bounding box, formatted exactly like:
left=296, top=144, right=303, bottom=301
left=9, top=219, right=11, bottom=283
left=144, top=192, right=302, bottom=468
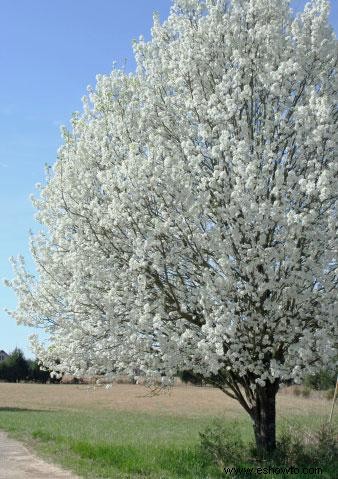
left=251, top=381, right=279, bottom=455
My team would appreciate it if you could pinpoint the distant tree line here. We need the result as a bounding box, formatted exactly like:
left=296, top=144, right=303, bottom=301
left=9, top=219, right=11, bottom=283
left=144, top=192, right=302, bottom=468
left=178, top=368, right=336, bottom=391
left=0, top=348, right=57, bottom=383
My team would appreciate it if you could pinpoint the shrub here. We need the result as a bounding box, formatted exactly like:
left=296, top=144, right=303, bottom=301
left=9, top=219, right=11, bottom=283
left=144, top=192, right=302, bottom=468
left=275, top=427, right=308, bottom=465
left=301, top=387, right=311, bottom=398
left=325, top=388, right=336, bottom=400
left=293, top=386, right=302, bottom=396
left=61, top=374, right=79, bottom=384
left=199, top=421, right=244, bottom=469
left=200, top=421, right=337, bottom=473
left=313, top=423, right=338, bottom=465
left=304, top=369, right=336, bottom=391
left=276, top=423, right=337, bottom=468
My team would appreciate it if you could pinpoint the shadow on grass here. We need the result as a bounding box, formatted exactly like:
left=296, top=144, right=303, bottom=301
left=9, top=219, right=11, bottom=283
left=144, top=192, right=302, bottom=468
left=0, top=407, right=53, bottom=413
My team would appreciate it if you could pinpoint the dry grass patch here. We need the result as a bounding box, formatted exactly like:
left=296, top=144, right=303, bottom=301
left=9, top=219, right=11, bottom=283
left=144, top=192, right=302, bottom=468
left=0, top=383, right=333, bottom=419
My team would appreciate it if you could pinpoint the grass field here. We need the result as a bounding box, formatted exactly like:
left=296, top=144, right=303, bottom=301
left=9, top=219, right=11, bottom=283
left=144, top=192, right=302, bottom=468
left=0, top=383, right=336, bottom=478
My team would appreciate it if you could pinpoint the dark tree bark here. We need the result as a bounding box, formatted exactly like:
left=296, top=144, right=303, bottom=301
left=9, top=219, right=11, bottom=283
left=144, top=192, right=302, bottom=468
left=250, top=381, right=279, bottom=454
left=203, top=370, right=280, bottom=455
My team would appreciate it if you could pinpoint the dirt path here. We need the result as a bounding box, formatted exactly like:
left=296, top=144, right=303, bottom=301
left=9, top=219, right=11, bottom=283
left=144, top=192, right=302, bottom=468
left=0, top=431, right=79, bottom=479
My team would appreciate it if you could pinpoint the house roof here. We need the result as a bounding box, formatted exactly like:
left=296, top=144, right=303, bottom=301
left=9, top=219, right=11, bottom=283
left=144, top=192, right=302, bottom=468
left=0, top=350, right=8, bottom=356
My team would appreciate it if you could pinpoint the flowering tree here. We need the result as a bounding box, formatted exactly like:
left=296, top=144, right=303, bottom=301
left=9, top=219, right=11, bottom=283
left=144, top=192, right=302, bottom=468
left=7, top=0, right=337, bottom=452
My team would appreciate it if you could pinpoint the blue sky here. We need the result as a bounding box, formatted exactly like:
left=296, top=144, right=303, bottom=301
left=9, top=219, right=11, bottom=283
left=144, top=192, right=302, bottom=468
left=0, top=1, right=337, bottom=358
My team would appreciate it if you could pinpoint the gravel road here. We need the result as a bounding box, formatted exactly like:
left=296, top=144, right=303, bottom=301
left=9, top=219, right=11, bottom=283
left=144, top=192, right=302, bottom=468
left=0, top=431, right=79, bottom=479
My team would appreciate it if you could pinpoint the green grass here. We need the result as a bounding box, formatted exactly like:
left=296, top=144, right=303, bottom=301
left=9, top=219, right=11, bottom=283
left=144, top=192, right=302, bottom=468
left=0, top=408, right=336, bottom=478
left=0, top=409, right=226, bottom=478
